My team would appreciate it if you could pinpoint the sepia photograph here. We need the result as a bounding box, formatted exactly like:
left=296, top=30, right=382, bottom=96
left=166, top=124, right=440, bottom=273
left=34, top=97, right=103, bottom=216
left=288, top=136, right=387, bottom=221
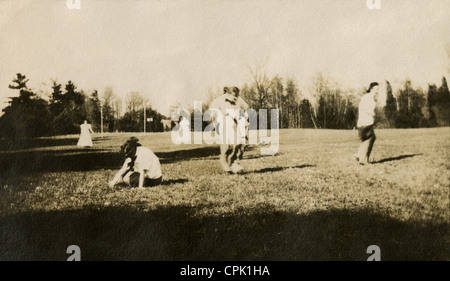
left=0, top=0, right=449, bottom=266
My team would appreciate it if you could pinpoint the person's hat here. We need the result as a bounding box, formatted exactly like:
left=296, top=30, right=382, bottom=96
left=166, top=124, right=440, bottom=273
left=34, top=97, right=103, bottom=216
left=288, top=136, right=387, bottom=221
left=367, top=82, right=379, bottom=93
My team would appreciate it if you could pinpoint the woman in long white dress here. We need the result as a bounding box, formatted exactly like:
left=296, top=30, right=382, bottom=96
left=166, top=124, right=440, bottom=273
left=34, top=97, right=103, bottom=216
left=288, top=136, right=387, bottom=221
left=178, top=115, right=191, bottom=144
left=77, top=120, right=94, bottom=147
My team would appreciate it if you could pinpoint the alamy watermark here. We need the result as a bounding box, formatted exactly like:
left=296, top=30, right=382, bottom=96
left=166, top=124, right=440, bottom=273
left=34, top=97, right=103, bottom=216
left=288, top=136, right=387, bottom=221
left=67, top=245, right=81, bottom=261
left=67, top=0, right=380, bottom=11
left=66, top=0, right=81, bottom=10
left=366, top=0, right=381, bottom=10
left=171, top=101, right=279, bottom=155
left=367, top=245, right=381, bottom=261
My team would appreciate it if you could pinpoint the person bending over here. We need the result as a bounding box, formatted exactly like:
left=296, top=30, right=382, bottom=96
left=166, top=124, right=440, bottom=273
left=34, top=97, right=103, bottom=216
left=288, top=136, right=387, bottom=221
left=109, top=137, right=162, bottom=188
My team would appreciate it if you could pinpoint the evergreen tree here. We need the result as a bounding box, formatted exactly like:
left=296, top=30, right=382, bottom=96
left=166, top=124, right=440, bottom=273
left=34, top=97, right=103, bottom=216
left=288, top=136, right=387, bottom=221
left=436, top=77, right=450, bottom=126
left=384, top=80, right=397, bottom=128
left=316, top=95, right=327, bottom=128
left=426, top=84, right=438, bottom=127
left=299, top=99, right=315, bottom=128
left=344, top=99, right=357, bottom=129
left=0, top=73, right=52, bottom=138
left=49, top=81, right=64, bottom=117
left=53, top=81, right=87, bottom=135
left=85, top=90, right=101, bottom=130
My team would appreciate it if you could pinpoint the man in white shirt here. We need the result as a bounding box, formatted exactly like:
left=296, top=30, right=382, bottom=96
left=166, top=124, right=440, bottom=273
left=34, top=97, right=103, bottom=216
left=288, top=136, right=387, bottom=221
left=355, top=82, right=379, bottom=165
left=209, top=87, right=249, bottom=174
left=109, top=137, right=162, bottom=188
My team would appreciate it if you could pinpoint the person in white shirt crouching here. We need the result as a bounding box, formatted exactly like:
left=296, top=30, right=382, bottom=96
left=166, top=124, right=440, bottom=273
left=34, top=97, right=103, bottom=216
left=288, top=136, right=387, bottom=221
left=109, top=137, right=162, bottom=188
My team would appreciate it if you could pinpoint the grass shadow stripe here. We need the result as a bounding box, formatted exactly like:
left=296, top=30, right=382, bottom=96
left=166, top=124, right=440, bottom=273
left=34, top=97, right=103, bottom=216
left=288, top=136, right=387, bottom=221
left=245, top=164, right=315, bottom=174
left=373, top=154, right=422, bottom=164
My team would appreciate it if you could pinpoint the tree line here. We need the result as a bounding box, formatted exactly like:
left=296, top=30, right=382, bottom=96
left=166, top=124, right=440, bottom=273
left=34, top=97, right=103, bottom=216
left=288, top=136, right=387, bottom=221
left=0, top=73, right=166, bottom=138
left=1, top=72, right=449, bottom=138
left=238, top=69, right=450, bottom=130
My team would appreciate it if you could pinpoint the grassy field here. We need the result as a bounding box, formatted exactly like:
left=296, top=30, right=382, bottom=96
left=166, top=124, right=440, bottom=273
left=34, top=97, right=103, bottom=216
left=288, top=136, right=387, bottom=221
left=0, top=128, right=448, bottom=261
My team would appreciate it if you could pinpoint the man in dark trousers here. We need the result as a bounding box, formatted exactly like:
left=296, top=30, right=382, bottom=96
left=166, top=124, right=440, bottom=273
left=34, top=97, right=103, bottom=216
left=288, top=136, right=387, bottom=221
left=355, top=82, right=379, bottom=165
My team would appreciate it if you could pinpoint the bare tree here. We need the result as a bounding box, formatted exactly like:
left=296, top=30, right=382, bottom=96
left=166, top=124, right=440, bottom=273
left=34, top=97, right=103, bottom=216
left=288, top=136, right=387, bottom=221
left=246, top=63, right=272, bottom=110
left=125, top=91, right=144, bottom=114
left=102, top=86, right=119, bottom=132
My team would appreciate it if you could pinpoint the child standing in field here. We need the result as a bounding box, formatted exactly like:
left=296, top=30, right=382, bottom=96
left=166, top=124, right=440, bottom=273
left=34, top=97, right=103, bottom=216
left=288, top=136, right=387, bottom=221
left=77, top=120, right=94, bottom=147
left=109, top=137, right=162, bottom=188
left=355, top=82, right=379, bottom=165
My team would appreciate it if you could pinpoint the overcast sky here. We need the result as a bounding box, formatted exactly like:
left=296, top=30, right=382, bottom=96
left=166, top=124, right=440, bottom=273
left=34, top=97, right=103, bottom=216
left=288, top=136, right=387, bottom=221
left=1, top=0, right=449, bottom=115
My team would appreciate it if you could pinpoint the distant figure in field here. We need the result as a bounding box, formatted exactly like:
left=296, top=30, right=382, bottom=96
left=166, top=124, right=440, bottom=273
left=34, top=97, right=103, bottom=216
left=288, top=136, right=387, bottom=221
left=178, top=115, right=191, bottom=144
left=109, top=137, right=162, bottom=188
left=209, top=86, right=249, bottom=174
left=77, top=120, right=94, bottom=147
left=355, top=82, right=379, bottom=165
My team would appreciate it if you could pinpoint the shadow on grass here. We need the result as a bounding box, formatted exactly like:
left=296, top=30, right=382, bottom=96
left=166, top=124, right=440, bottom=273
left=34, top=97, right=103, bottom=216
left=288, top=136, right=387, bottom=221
left=155, top=146, right=220, bottom=161
left=155, top=145, right=260, bottom=162
left=243, top=153, right=280, bottom=160
left=0, top=149, right=124, bottom=176
left=0, top=137, right=78, bottom=150
left=0, top=136, right=115, bottom=151
left=0, top=205, right=447, bottom=261
left=0, top=145, right=267, bottom=176
left=374, top=154, right=421, bottom=164
left=113, top=178, right=189, bottom=189
left=0, top=148, right=197, bottom=176
left=246, top=165, right=314, bottom=174
left=161, top=179, right=189, bottom=185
